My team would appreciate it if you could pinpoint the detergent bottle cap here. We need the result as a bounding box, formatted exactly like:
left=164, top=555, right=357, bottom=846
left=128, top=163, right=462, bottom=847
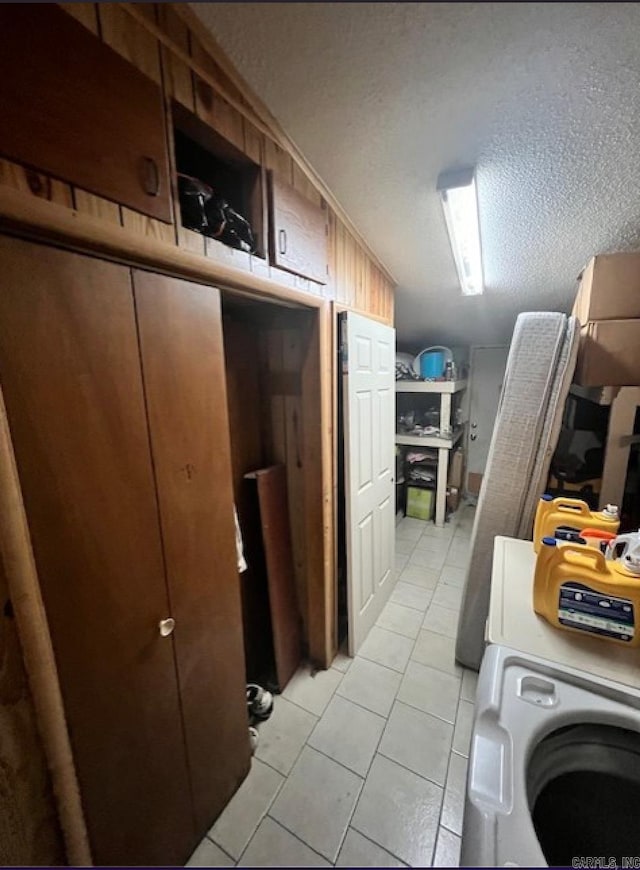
left=612, top=530, right=640, bottom=575
left=602, top=504, right=619, bottom=519
left=542, top=536, right=557, bottom=547
left=541, top=494, right=554, bottom=502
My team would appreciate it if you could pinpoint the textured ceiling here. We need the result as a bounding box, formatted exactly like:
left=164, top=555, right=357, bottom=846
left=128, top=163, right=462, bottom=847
left=193, top=2, right=640, bottom=347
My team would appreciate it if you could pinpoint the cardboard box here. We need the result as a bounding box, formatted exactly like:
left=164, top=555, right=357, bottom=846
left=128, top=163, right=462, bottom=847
left=574, top=319, right=640, bottom=386
left=447, top=486, right=460, bottom=514
left=406, top=486, right=434, bottom=521
left=573, top=253, right=640, bottom=325
left=448, top=448, right=465, bottom=489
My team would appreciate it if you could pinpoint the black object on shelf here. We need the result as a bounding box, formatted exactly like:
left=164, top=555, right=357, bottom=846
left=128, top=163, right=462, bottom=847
left=177, top=172, right=256, bottom=253
left=173, top=105, right=265, bottom=257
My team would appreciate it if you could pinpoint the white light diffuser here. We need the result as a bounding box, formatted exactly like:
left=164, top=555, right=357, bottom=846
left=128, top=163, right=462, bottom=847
left=437, top=168, right=484, bottom=296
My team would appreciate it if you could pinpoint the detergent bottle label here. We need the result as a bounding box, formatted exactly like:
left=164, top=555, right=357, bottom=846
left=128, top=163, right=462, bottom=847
left=558, top=582, right=635, bottom=641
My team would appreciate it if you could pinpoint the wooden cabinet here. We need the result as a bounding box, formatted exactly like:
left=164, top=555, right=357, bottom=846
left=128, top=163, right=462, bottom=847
left=269, top=173, right=328, bottom=283
left=0, top=236, right=249, bottom=864
left=0, top=5, right=171, bottom=222
left=133, top=270, right=251, bottom=832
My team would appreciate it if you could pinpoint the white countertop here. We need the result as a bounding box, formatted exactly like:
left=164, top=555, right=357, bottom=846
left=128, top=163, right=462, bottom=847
left=488, top=535, right=640, bottom=690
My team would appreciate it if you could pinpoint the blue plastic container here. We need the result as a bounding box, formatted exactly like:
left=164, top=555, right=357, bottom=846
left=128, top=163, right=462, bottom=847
left=420, top=350, right=445, bottom=379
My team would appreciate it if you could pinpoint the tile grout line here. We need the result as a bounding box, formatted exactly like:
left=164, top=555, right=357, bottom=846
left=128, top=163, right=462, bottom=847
left=385, top=598, right=432, bottom=615
left=329, top=775, right=366, bottom=865
left=231, top=510, right=473, bottom=867
left=304, top=626, right=413, bottom=864
left=399, top=555, right=463, bottom=866
left=375, top=742, right=451, bottom=794
left=245, top=814, right=330, bottom=867
left=263, top=745, right=367, bottom=865
left=341, top=825, right=409, bottom=867
left=240, top=510, right=473, bottom=867
left=209, top=755, right=287, bottom=862
left=276, top=692, right=328, bottom=719
left=202, top=834, right=236, bottom=865
left=251, top=675, right=381, bottom=862
left=277, top=667, right=345, bottom=719
left=433, top=643, right=469, bottom=855
left=397, top=532, right=467, bottom=613
left=357, top=647, right=413, bottom=675
left=373, top=620, right=427, bottom=643
left=323, top=597, right=419, bottom=866
left=333, top=686, right=395, bottom=721
left=390, top=692, right=460, bottom=728
left=302, top=735, right=367, bottom=782
left=233, top=733, right=336, bottom=864
left=394, top=577, right=438, bottom=596
left=255, top=691, right=325, bottom=773
left=252, top=752, right=297, bottom=780
left=340, top=676, right=411, bottom=866
left=215, top=689, right=340, bottom=865
left=348, top=741, right=451, bottom=861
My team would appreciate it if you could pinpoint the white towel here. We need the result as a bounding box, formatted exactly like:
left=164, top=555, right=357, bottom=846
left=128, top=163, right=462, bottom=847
left=234, top=506, right=247, bottom=573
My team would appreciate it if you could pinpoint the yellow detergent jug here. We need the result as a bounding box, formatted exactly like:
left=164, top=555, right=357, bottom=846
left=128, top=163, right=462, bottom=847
left=534, top=539, right=640, bottom=646
left=533, top=494, right=620, bottom=553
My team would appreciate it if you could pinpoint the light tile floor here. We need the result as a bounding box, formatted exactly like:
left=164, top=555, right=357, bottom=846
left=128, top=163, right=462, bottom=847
left=187, top=503, right=477, bottom=868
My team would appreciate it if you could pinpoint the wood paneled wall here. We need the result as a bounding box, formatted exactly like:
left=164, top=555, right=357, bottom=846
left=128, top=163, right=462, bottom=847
left=0, top=3, right=394, bottom=324
left=223, top=306, right=324, bottom=662
left=0, top=562, right=64, bottom=865
left=261, top=319, right=310, bottom=634
left=0, top=9, right=394, bottom=859
left=0, top=3, right=394, bottom=680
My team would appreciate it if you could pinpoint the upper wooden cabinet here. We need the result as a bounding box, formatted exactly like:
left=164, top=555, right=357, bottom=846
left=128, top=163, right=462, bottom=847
left=0, top=5, right=171, bottom=222
left=269, top=174, right=328, bottom=284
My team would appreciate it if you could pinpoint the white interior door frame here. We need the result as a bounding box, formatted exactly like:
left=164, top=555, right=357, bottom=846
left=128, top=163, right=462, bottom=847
left=342, top=311, right=396, bottom=655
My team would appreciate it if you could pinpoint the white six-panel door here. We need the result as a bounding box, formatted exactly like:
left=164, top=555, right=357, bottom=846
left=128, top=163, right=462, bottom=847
left=343, top=312, right=396, bottom=654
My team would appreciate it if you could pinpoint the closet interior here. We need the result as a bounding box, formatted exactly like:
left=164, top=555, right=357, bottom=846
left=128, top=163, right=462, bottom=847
left=221, top=293, right=322, bottom=691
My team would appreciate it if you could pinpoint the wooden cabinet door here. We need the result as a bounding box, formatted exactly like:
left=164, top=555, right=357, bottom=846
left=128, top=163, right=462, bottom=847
left=0, top=5, right=171, bottom=221
left=133, top=271, right=251, bottom=833
left=0, top=237, right=195, bottom=865
left=269, top=174, right=328, bottom=283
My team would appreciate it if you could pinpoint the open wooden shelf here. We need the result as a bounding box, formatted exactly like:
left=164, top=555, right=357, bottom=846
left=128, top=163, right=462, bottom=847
left=395, top=379, right=467, bottom=394
left=395, top=428, right=465, bottom=450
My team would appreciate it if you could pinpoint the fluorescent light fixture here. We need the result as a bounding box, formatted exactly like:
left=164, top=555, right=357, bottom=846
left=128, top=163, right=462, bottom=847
left=437, top=168, right=484, bottom=296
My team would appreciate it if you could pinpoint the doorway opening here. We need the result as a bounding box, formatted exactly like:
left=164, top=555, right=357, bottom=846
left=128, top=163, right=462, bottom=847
left=220, top=291, right=324, bottom=690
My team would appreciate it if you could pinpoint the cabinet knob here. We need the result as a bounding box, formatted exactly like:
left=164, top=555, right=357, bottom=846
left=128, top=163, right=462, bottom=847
left=159, top=617, right=175, bottom=637
left=278, top=228, right=287, bottom=255
left=470, top=433, right=477, bottom=441
left=141, top=156, right=160, bottom=197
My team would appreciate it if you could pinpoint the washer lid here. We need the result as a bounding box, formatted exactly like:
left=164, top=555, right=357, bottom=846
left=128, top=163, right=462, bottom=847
left=488, top=536, right=640, bottom=690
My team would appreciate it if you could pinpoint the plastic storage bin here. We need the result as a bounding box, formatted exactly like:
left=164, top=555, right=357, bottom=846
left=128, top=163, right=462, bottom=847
left=406, top=485, right=434, bottom=520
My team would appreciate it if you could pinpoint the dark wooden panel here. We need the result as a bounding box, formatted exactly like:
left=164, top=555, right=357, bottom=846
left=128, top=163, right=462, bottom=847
left=222, top=315, right=274, bottom=685
left=267, top=371, right=303, bottom=396
left=0, top=236, right=194, bottom=865
left=133, top=271, right=251, bottom=834
left=270, top=173, right=328, bottom=284
left=0, top=5, right=171, bottom=221
left=248, top=465, right=302, bottom=689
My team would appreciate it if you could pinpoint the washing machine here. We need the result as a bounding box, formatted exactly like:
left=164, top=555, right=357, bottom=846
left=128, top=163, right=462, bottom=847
left=462, top=536, right=640, bottom=866
left=462, top=643, right=640, bottom=866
